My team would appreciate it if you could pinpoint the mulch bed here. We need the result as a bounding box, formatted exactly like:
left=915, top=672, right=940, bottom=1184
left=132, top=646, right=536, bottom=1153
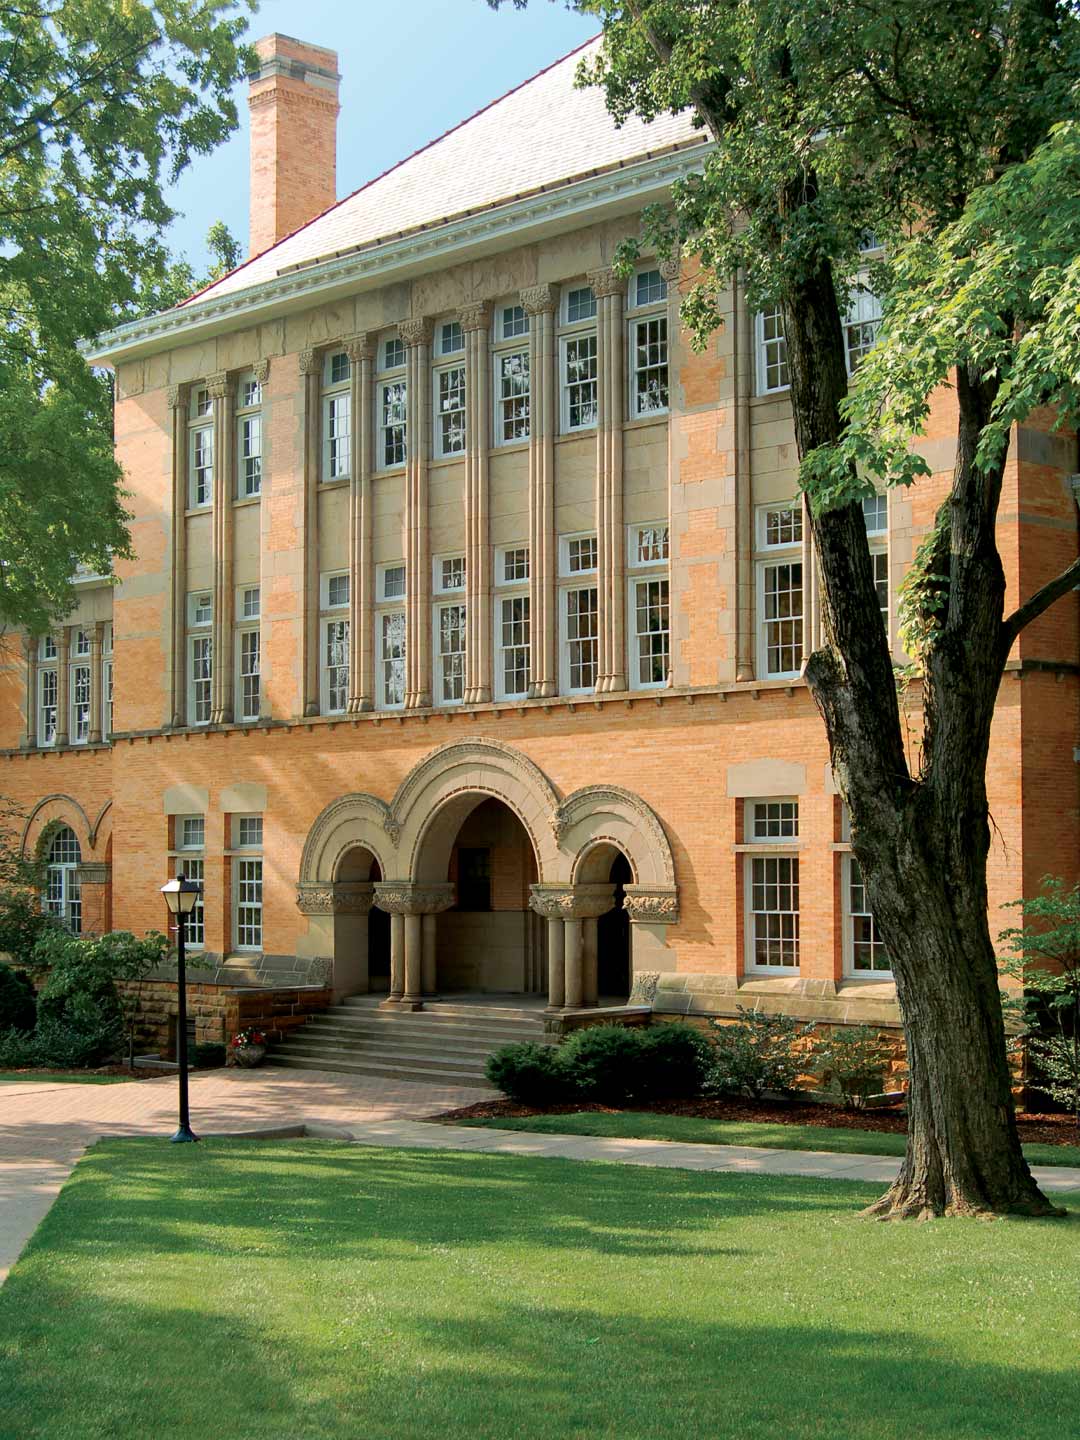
left=433, top=1096, right=1080, bottom=1148
left=0, top=1065, right=159, bottom=1080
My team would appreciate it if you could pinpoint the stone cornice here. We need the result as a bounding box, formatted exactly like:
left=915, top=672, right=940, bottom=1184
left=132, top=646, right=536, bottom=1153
left=84, top=145, right=710, bottom=367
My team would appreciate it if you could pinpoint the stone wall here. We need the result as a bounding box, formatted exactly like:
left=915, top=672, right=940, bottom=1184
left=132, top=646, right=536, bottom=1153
left=117, top=979, right=331, bottom=1060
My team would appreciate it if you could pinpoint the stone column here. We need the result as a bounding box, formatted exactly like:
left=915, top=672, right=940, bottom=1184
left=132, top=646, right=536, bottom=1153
left=589, top=267, right=627, bottom=693
left=460, top=302, right=491, bottom=704
left=299, top=348, right=321, bottom=717
left=422, top=914, right=438, bottom=995
left=401, top=318, right=433, bottom=708
left=209, top=369, right=235, bottom=724
left=55, top=627, right=70, bottom=747
left=733, top=271, right=755, bottom=681
left=564, top=917, right=584, bottom=1008
left=347, top=335, right=375, bottom=710
left=22, top=635, right=37, bottom=749
left=167, top=384, right=188, bottom=727
left=389, top=914, right=405, bottom=1003
left=88, top=622, right=104, bottom=744
left=546, top=916, right=565, bottom=1009
left=530, top=884, right=614, bottom=1011
left=374, top=882, right=454, bottom=1009
left=583, top=917, right=599, bottom=1007
left=521, top=284, right=558, bottom=697
left=403, top=913, right=423, bottom=1009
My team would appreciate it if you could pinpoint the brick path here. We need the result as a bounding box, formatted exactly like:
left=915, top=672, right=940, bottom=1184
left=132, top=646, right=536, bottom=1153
left=3, top=1069, right=1078, bottom=1283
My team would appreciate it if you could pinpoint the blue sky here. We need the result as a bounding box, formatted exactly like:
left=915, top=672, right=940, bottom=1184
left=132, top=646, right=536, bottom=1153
left=165, top=0, right=597, bottom=272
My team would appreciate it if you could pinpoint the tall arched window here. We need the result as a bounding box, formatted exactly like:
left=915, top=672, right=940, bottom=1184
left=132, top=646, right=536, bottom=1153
left=44, top=826, right=81, bottom=934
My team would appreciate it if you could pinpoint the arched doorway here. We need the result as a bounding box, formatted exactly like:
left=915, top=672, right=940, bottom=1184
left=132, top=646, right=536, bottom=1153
left=420, top=795, right=544, bottom=995
left=597, top=853, right=633, bottom=1001
left=334, top=846, right=385, bottom=997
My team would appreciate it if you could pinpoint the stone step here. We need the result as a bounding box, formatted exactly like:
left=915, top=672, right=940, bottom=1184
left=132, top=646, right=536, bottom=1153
left=264, top=1051, right=495, bottom=1088
left=306, top=1021, right=543, bottom=1055
left=339, top=998, right=547, bottom=1025
left=312, top=1013, right=545, bottom=1043
left=291, top=1031, right=504, bottom=1066
left=280, top=1038, right=491, bottom=1075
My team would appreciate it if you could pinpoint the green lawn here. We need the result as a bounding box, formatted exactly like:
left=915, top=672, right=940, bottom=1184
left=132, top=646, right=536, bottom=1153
left=455, top=1110, right=1080, bottom=1168
left=0, top=1140, right=1078, bottom=1440
left=0, top=1070, right=138, bottom=1085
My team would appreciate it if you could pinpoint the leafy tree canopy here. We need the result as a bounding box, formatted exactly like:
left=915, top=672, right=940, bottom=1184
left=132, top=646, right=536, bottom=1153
left=0, top=1, right=254, bottom=635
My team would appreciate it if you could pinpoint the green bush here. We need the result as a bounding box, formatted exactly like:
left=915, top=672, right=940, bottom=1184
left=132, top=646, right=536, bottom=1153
left=0, top=963, right=36, bottom=1033
left=709, top=1007, right=817, bottom=1099
left=194, top=1042, right=226, bottom=1069
left=31, top=1015, right=122, bottom=1068
left=560, top=1024, right=647, bottom=1104
left=810, top=1025, right=893, bottom=1106
left=636, top=1023, right=713, bottom=1100
left=0, top=1027, right=38, bottom=1067
left=485, top=1042, right=571, bottom=1104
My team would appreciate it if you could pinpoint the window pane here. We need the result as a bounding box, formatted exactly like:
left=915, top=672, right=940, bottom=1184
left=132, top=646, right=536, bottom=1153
left=848, top=858, right=891, bottom=972
left=324, top=392, right=351, bottom=479
left=759, top=307, right=789, bottom=391
left=325, top=619, right=349, bottom=712
left=751, top=801, right=799, bottom=840
left=501, top=305, right=528, bottom=339
left=239, top=630, right=260, bottom=719
left=191, top=636, right=212, bottom=724
left=380, top=380, right=407, bottom=466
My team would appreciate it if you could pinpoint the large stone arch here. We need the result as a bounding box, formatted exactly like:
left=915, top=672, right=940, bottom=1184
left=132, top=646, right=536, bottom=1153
left=557, top=785, right=675, bottom=889
left=393, top=738, right=562, bottom=884
left=297, top=792, right=395, bottom=889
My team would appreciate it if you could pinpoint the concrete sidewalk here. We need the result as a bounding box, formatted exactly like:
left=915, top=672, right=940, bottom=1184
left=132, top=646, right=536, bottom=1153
left=4, top=1068, right=1078, bottom=1284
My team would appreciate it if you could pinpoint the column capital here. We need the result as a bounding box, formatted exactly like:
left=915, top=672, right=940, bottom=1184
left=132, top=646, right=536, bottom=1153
left=206, top=370, right=230, bottom=401
left=296, top=881, right=377, bottom=916
left=458, top=301, right=491, bottom=332
left=529, top=883, right=616, bottom=920
left=298, top=347, right=320, bottom=376
left=374, top=881, right=455, bottom=916
left=252, top=357, right=271, bottom=384
left=520, top=284, right=555, bottom=316
left=622, top=885, right=679, bottom=925
left=400, top=317, right=433, bottom=348
left=166, top=384, right=186, bottom=410
left=345, top=333, right=375, bottom=363
left=587, top=267, right=625, bottom=300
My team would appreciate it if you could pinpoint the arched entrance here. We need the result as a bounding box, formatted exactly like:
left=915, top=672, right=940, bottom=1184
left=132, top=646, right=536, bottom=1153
left=575, top=841, right=634, bottom=1004
left=334, top=846, right=388, bottom=996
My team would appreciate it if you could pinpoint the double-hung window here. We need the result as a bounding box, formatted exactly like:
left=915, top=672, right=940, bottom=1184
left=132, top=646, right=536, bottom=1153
left=70, top=645, right=91, bottom=744
left=377, top=336, right=407, bottom=469
left=840, top=805, right=891, bottom=976
left=375, top=563, right=406, bottom=710
left=844, top=236, right=884, bottom=374
left=232, top=815, right=263, bottom=952
left=188, top=592, right=213, bottom=726
left=433, top=560, right=466, bottom=706
left=862, top=493, right=890, bottom=635
left=236, top=585, right=261, bottom=722
left=322, top=350, right=351, bottom=482
left=628, top=268, right=670, bottom=417
left=755, top=307, right=790, bottom=394
left=236, top=371, right=263, bottom=498
left=560, top=533, right=599, bottom=694
left=756, top=504, right=804, bottom=679
left=494, top=545, right=530, bottom=700
left=627, top=523, right=670, bottom=689
left=559, top=285, right=597, bottom=433
left=175, top=815, right=205, bottom=948
left=38, top=635, right=57, bottom=746
left=188, top=385, right=213, bottom=509
left=493, top=303, right=530, bottom=445
left=321, top=571, right=349, bottom=715
left=102, top=624, right=113, bottom=738
left=434, top=322, right=466, bottom=458
left=744, top=799, right=800, bottom=972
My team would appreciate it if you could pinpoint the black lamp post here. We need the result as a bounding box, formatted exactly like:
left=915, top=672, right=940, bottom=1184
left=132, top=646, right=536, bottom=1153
left=161, top=875, right=202, bottom=1144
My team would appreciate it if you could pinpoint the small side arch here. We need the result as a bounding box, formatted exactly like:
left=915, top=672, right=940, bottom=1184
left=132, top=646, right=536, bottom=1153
left=557, top=785, right=676, bottom=889
left=21, top=794, right=92, bottom=861
left=89, top=799, right=113, bottom=851
left=298, top=793, right=396, bottom=888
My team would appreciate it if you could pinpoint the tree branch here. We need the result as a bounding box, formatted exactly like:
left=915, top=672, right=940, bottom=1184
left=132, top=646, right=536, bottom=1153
left=1002, top=555, right=1080, bottom=648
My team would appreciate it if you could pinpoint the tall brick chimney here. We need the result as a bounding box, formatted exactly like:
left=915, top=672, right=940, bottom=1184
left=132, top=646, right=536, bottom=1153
left=247, top=34, right=340, bottom=257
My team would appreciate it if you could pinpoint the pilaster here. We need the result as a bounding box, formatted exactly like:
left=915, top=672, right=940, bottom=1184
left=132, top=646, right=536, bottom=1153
left=460, top=302, right=491, bottom=704
left=299, top=348, right=321, bottom=717
left=167, top=384, right=188, bottom=726
left=589, top=267, right=627, bottom=692
left=55, top=626, right=70, bottom=747
left=733, top=270, right=755, bottom=681
left=22, top=635, right=37, bottom=749
left=88, top=621, right=104, bottom=744
left=401, top=318, right=433, bottom=708
left=208, top=370, right=235, bottom=724
left=346, top=334, right=376, bottom=711
left=521, top=284, right=557, bottom=697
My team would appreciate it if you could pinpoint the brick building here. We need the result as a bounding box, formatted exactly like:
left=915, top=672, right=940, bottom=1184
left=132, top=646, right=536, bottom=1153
left=2, top=33, right=1078, bottom=1054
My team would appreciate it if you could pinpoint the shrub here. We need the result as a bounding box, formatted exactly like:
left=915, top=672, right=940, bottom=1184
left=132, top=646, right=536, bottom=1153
left=0, top=963, right=36, bottom=1033
left=636, top=1023, right=713, bottom=1100
left=709, top=1007, right=817, bottom=1099
left=0, top=1027, right=38, bottom=1068
left=32, top=1015, right=122, bottom=1068
left=485, top=1042, right=571, bottom=1104
left=194, top=1041, right=226, bottom=1069
left=560, top=1024, right=648, bottom=1104
left=811, top=1025, right=893, bottom=1107
left=32, top=928, right=169, bottom=1067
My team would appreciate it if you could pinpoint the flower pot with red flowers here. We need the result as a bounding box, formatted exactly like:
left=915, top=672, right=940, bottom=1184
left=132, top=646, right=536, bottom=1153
left=230, top=1027, right=268, bottom=1067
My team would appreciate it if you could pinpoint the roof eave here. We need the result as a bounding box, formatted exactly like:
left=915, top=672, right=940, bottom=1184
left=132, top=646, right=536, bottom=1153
left=84, top=143, right=709, bottom=368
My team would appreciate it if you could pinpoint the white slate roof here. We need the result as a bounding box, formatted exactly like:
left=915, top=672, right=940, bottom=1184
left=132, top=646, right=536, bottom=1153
left=190, top=36, right=704, bottom=305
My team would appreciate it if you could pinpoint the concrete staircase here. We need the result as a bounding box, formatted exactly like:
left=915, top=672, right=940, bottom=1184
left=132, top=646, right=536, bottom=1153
left=265, top=995, right=552, bottom=1088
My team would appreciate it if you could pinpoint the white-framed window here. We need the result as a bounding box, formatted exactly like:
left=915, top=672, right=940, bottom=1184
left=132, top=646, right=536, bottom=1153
left=74, top=629, right=91, bottom=657
left=756, top=505, right=803, bottom=679
left=561, top=532, right=598, bottom=576
left=630, top=577, right=669, bottom=689
left=438, top=321, right=463, bottom=357
left=497, top=545, right=530, bottom=585
left=44, top=826, right=81, bottom=934
left=434, top=602, right=466, bottom=705
left=377, top=336, right=407, bottom=470
left=237, top=628, right=260, bottom=722
left=748, top=799, right=800, bottom=841
left=187, top=591, right=212, bottom=726
left=562, top=585, right=598, bottom=694
left=633, top=268, right=668, bottom=309
left=178, top=815, right=205, bottom=850
left=102, top=623, right=113, bottom=739
left=38, top=664, right=58, bottom=747
left=322, top=350, right=351, bottom=482
left=628, top=267, right=670, bottom=418
left=174, top=814, right=205, bottom=948
left=434, top=360, right=466, bottom=457
left=862, top=494, right=889, bottom=633
left=745, top=853, right=800, bottom=971
left=236, top=371, right=263, bottom=498
left=70, top=663, right=91, bottom=744
left=564, top=285, right=597, bottom=325
left=498, top=304, right=529, bottom=340
left=844, top=265, right=883, bottom=373
left=39, top=634, right=57, bottom=661
left=240, top=586, right=260, bottom=620
left=561, top=333, right=598, bottom=432
left=322, top=571, right=350, bottom=610
left=756, top=307, right=789, bottom=394
left=629, top=523, right=669, bottom=567
left=323, top=618, right=349, bottom=715
left=495, top=347, right=530, bottom=444
left=232, top=813, right=263, bottom=952
left=190, top=592, right=213, bottom=628
left=189, top=420, right=214, bottom=509
left=495, top=594, right=530, bottom=700
left=377, top=562, right=406, bottom=604
left=843, top=855, right=892, bottom=976
left=377, top=609, right=406, bottom=710
left=434, top=555, right=465, bottom=594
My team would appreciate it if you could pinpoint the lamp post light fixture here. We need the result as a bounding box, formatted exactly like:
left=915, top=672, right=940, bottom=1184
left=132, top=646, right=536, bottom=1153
left=160, top=875, right=202, bottom=1144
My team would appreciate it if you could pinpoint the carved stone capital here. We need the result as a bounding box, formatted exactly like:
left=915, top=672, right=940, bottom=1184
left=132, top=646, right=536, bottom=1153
left=252, top=358, right=271, bottom=384
left=658, top=255, right=681, bottom=283
left=298, top=348, right=319, bottom=376
left=166, top=384, right=185, bottom=411
left=206, top=370, right=229, bottom=401
left=587, top=267, right=624, bottom=300
left=373, top=882, right=454, bottom=916
left=520, top=284, right=555, bottom=316
left=345, top=333, right=375, bottom=363
left=457, top=301, right=491, bottom=333
left=528, top=886, right=578, bottom=919
left=622, top=886, right=679, bottom=925
left=399, top=317, right=433, bottom=348
left=296, top=884, right=334, bottom=916
left=529, top=883, right=617, bottom=920
left=333, top=882, right=376, bottom=915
